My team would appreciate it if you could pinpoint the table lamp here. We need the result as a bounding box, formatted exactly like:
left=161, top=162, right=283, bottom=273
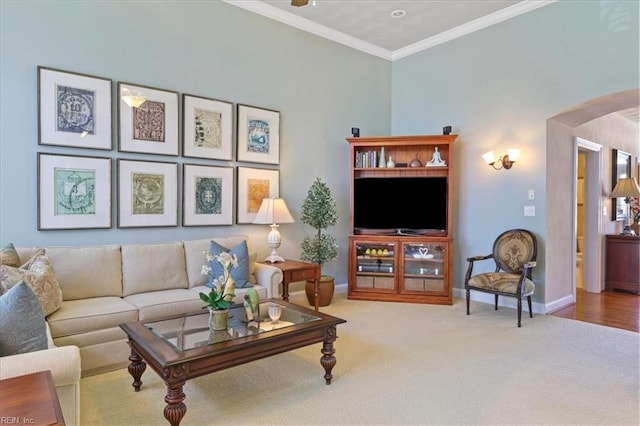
left=611, top=177, right=640, bottom=236
left=253, top=197, right=295, bottom=263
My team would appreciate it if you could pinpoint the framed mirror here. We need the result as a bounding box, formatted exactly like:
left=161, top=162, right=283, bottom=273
left=611, top=149, right=631, bottom=222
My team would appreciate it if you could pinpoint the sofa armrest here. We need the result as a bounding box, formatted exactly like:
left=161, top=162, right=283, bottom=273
left=0, top=345, right=81, bottom=387
left=254, top=262, right=283, bottom=299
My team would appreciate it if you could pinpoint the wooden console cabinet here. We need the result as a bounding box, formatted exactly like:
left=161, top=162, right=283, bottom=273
left=605, top=234, right=640, bottom=293
left=346, top=135, right=456, bottom=304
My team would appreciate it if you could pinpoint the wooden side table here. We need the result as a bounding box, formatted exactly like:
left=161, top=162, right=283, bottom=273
left=260, top=259, right=321, bottom=311
left=0, top=370, right=65, bottom=426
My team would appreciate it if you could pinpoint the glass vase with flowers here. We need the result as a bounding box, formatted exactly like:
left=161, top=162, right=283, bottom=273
left=199, top=251, right=237, bottom=331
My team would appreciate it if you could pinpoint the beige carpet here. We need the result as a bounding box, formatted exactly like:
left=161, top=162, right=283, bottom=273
left=81, top=294, right=639, bottom=425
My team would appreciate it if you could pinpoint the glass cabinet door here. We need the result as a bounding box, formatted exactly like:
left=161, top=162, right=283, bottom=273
left=354, top=242, right=396, bottom=291
left=402, top=242, right=446, bottom=294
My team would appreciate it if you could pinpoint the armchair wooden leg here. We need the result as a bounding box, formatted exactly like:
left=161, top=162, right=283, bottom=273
left=466, top=289, right=470, bottom=315
left=494, top=294, right=499, bottom=310
left=517, top=298, right=522, bottom=327
left=527, top=296, right=533, bottom=318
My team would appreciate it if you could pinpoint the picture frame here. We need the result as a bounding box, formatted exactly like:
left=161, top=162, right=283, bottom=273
left=118, top=82, right=179, bottom=156
left=236, top=167, right=279, bottom=224
left=37, top=153, right=112, bottom=230
left=182, top=94, right=233, bottom=160
left=236, top=104, right=280, bottom=165
left=611, top=148, right=632, bottom=222
left=182, top=164, right=234, bottom=226
left=117, top=159, right=178, bottom=228
left=38, top=66, right=113, bottom=150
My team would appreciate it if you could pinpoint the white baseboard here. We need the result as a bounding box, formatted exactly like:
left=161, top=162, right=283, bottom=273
left=545, top=294, right=575, bottom=314
left=295, top=283, right=550, bottom=315
left=286, top=282, right=348, bottom=305
left=452, top=288, right=547, bottom=314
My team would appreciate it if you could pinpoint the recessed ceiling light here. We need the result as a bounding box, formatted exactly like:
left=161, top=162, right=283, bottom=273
left=390, top=9, right=406, bottom=18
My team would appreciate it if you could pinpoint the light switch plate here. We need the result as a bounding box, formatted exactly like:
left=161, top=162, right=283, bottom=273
left=528, top=189, right=535, bottom=200
left=524, top=205, right=535, bottom=216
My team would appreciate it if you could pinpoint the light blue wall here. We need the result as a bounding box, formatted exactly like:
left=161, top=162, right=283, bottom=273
left=0, top=1, right=391, bottom=284
left=391, top=0, right=639, bottom=301
left=2, top=1, right=638, bottom=302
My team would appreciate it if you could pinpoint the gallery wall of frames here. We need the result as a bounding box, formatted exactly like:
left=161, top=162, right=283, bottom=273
left=37, top=66, right=281, bottom=230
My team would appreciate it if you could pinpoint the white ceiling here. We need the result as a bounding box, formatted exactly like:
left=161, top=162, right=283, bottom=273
left=224, top=0, right=638, bottom=124
left=225, top=0, right=554, bottom=60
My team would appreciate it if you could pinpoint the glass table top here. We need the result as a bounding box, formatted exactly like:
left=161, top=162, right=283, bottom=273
left=144, top=301, right=321, bottom=352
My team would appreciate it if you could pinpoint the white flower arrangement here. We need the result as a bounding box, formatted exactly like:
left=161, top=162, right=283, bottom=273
left=199, top=251, right=238, bottom=311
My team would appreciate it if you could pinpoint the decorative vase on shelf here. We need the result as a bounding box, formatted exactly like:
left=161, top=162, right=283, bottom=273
left=378, top=147, right=386, bottom=168
left=209, top=308, right=229, bottom=331
left=409, top=152, right=422, bottom=167
left=386, top=156, right=395, bottom=168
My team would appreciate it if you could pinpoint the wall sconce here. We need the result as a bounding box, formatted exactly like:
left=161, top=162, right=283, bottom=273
left=253, top=197, right=295, bottom=263
left=482, top=149, right=521, bottom=170
left=120, top=87, right=146, bottom=108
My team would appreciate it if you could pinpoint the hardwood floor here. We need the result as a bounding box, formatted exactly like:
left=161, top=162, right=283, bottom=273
left=550, top=288, right=639, bottom=332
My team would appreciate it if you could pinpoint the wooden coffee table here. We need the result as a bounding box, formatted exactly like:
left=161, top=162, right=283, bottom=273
left=0, top=370, right=65, bottom=426
left=120, top=299, right=346, bottom=426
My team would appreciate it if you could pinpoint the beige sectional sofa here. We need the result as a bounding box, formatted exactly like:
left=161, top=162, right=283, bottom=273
left=13, top=235, right=283, bottom=377
left=0, top=326, right=81, bottom=425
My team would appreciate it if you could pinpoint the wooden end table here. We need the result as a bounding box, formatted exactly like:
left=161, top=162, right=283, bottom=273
left=0, top=370, right=65, bottom=426
left=260, top=259, right=321, bottom=311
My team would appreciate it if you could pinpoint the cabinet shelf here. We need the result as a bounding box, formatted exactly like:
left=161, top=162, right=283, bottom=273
left=347, top=134, right=456, bottom=306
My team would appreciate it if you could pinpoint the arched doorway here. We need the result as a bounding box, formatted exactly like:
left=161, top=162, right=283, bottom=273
left=546, top=88, right=639, bottom=312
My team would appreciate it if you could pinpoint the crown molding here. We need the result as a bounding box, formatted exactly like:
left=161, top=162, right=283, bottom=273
left=392, top=0, right=557, bottom=60
left=223, top=0, right=392, bottom=60
left=224, top=0, right=556, bottom=62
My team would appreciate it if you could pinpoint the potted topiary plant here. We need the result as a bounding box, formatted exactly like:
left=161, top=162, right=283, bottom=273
left=300, top=178, right=339, bottom=306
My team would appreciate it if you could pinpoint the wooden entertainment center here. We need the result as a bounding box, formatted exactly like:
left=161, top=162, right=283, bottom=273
left=346, top=134, right=456, bottom=305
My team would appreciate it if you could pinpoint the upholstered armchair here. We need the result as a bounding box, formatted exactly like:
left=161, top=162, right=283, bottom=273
left=464, top=229, right=537, bottom=327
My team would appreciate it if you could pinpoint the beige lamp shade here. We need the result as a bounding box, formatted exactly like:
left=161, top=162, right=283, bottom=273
left=253, top=198, right=294, bottom=224
left=253, top=198, right=294, bottom=263
left=611, top=177, right=640, bottom=236
left=611, top=177, right=640, bottom=198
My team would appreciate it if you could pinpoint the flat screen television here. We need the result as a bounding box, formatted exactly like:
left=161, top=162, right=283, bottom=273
left=353, top=176, right=447, bottom=235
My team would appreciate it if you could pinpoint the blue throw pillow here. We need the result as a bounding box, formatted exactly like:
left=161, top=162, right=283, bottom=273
left=207, top=240, right=252, bottom=288
left=0, top=281, right=47, bottom=356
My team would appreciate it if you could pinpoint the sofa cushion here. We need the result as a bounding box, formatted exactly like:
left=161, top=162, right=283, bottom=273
left=183, top=237, right=257, bottom=289
left=0, top=282, right=48, bottom=356
left=124, top=289, right=204, bottom=322
left=45, top=246, right=123, bottom=300
left=0, top=243, right=20, bottom=267
left=1, top=251, right=63, bottom=316
left=207, top=240, right=252, bottom=288
left=121, top=242, right=188, bottom=297
left=46, top=297, right=138, bottom=339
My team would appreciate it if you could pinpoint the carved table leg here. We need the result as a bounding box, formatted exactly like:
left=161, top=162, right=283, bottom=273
left=164, top=383, right=186, bottom=426
left=320, top=325, right=338, bottom=385
left=127, top=347, right=146, bottom=392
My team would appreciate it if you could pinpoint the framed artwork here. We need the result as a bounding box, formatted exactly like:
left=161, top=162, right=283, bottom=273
left=118, top=82, right=179, bottom=156
left=182, top=94, right=233, bottom=160
left=37, top=153, right=111, bottom=230
left=117, top=159, right=178, bottom=228
left=183, top=164, right=234, bottom=226
left=611, top=149, right=632, bottom=222
left=236, top=167, right=279, bottom=224
left=236, top=104, right=280, bottom=165
left=38, top=66, right=112, bottom=150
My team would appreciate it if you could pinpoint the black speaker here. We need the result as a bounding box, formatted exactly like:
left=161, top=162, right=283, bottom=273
left=351, top=127, right=360, bottom=138
left=443, top=126, right=452, bottom=135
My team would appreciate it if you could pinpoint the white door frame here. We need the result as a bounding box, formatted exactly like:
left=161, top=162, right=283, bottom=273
left=574, top=137, right=603, bottom=296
